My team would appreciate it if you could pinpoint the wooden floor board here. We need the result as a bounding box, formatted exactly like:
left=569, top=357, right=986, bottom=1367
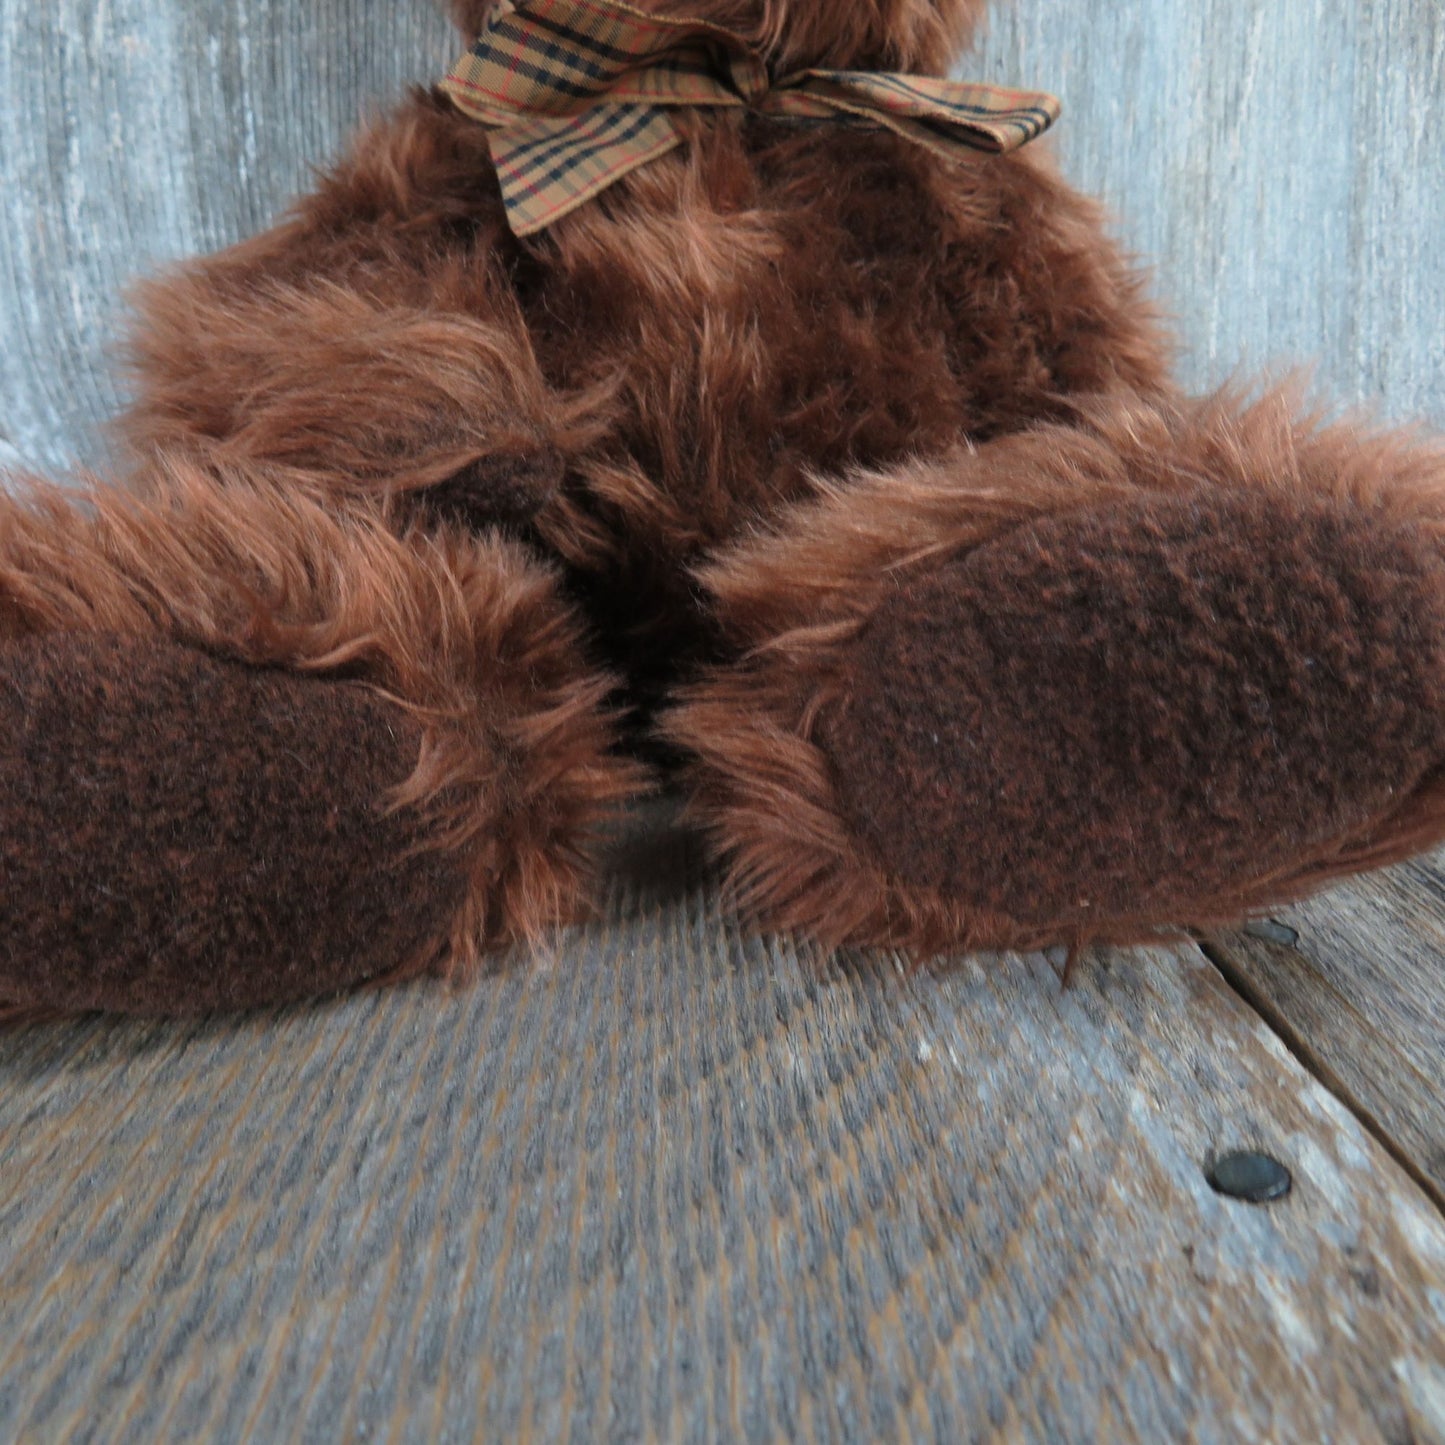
left=2, top=818, right=1444, bottom=1442
left=1207, top=852, right=1445, bottom=1206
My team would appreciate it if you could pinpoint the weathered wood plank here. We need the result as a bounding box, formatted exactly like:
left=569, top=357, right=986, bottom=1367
left=1, top=817, right=1444, bottom=1443
left=1206, top=853, right=1445, bottom=1206
left=979, top=0, right=1445, bottom=427
left=0, top=0, right=457, bottom=475
left=984, top=0, right=1445, bottom=1299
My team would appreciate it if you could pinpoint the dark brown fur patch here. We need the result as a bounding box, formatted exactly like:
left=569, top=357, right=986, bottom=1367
left=824, top=487, right=1445, bottom=926
left=0, top=463, right=642, bottom=1009
left=0, top=633, right=465, bottom=1015
left=526, top=122, right=1166, bottom=693
left=667, top=392, right=1445, bottom=955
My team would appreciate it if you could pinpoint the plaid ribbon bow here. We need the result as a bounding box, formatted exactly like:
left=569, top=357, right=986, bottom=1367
left=441, top=0, right=1061, bottom=237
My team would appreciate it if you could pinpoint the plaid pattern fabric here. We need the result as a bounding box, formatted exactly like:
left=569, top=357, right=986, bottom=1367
left=441, top=0, right=1061, bottom=236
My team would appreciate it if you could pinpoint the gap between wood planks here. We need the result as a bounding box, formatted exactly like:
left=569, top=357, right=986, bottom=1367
left=1195, top=936, right=1445, bottom=1219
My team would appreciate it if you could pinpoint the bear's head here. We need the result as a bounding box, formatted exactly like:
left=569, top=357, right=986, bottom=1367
left=449, top=1, right=983, bottom=76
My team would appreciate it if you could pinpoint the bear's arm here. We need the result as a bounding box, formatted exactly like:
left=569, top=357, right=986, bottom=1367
left=119, top=87, right=561, bottom=530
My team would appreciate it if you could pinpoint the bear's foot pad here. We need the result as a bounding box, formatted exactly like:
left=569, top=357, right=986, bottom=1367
left=824, top=486, right=1445, bottom=933
left=0, top=632, right=467, bottom=1014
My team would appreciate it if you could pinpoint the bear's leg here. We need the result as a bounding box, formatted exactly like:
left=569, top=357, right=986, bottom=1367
left=666, top=388, right=1445, bottom=957
left=0, top=462, right=636, bottom=1015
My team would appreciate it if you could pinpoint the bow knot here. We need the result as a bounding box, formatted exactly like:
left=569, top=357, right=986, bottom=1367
left=442, top=0, right=1061, bottom=237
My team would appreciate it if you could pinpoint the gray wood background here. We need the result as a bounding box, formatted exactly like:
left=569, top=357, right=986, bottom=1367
left=2, top=3, right=1445, bottom=1442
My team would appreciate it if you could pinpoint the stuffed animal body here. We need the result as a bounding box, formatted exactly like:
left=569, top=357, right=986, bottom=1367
left=4, top=0, right=1445, bottom=1015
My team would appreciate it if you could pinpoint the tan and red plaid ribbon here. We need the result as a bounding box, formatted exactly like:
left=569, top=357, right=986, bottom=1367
left=441, top=0, right=1061, bottom=236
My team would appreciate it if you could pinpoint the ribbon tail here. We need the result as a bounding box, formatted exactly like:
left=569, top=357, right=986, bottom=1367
left=776, top=71, right=1061, bottom=156
left=490, top=104, right=683, bottom=236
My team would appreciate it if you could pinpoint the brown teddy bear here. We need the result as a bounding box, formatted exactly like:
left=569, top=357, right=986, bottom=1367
left=4, top=0, right=1444, bottom=1016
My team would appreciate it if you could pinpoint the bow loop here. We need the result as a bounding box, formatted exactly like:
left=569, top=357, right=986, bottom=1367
left=442, top=0, right=1060, bottom=237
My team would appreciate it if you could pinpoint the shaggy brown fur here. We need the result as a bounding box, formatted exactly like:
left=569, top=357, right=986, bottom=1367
left=2, top=0, right=1443, bottom=1012
left=0, top=465, right=638, bottom=1009
left=664, top=390, right=1445, bottom=953
left=121, top=79, right=1164, bottom=700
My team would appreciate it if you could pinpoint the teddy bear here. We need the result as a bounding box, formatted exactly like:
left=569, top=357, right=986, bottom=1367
left=3, top=0, right=1443, bottom=1017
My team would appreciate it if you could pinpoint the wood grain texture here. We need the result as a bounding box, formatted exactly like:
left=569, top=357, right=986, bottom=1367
left=1206, top=852, right=1445, bottom=1208
left=979, top=0, right=1445, bottom=426
left=0, top=0, right=456, bottom=474
left=0, top=815, right=1443, bottom=1444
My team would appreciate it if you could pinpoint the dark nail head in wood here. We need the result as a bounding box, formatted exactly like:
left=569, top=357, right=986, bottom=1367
left=1207, top=1151, right=1293, bottom=1204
